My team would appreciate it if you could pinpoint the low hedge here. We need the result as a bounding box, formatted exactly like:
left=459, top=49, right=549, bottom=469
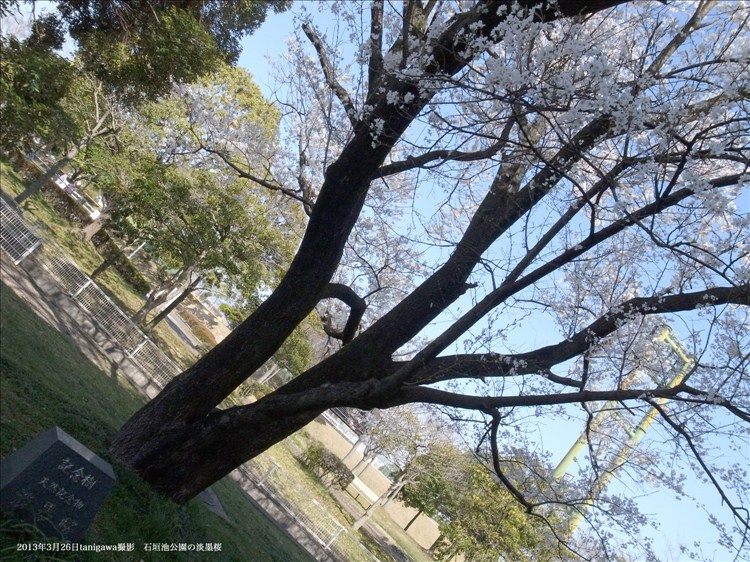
left=302, top=441, right=354, bottom=490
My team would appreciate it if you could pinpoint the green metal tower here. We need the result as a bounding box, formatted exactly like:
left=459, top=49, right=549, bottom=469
left=553, top=326, right=694, bottom=534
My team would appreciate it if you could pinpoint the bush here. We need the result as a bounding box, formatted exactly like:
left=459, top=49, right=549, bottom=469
left=303, top=441, right=354, bottom=490
left=179, top=308, right=218, bottom=347
left=237, top=380, right=274, bottom=400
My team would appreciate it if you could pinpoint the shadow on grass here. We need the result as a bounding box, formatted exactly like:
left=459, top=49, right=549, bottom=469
left=0, top=282, right=314, bottom=562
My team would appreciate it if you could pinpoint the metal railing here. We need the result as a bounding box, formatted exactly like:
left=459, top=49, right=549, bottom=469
left=1, top=198, right=181, bottom=388
left=242, top=457, right=383, bottom=562
left=35, top=247, right=182, bottom=387
left=0, top=196, right=42, bottom=263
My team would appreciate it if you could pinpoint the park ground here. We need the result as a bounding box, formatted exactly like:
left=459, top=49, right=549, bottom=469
left=0, top=160, right=435, bottom=561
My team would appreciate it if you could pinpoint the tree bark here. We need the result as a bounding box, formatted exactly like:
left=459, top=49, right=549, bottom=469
left=16, top=146, right=79, bottom=204
left=109, top=391, right=324, bottom=502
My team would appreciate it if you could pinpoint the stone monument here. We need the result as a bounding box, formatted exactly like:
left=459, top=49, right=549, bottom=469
left=1, top=427, right=116, bottom=541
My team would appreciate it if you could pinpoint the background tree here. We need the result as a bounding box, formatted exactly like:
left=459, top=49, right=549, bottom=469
left=0, top=34, right=74, bottom=154
left=107, top=2, right=749, bottom=559
left=13, top=64, right=121, bottom=204
left=100, top=157, right=296, bottom=329
left=5, top=1, right=290, bottom=203
left=352, top=410, right=454, bottom=529
left=144, top=62, right=306, bottom=244
left=432, top=464, right=562, bottom=562
left=399, top=447, right=469, bottom=532
left=46, top=0, right=291, bottom=102
left=342, top=407, right=420, bottom=475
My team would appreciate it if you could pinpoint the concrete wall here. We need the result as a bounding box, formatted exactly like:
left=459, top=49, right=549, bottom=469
left=307, top=417, right=355, bottom=459
left=305, top=417, right=441, bottom=550
left=383, top=501, right=439, bottom=549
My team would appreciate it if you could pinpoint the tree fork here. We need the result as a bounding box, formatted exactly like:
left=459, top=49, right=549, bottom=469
left=109, top=403, right=323, bottom=503
left=109, top=375, right=392, bottom=502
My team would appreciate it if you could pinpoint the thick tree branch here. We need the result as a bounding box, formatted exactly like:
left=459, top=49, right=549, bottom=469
left=379, top=182, right=746, bottom=392
left=367, top=0, right=384, bottom=104
left=302, top=22, right=358, bottom=129
left=345, top=114, right=616, bottom=363
left=377, top=140, right=506, bottom=177
left=385, top=384, right=687, bottom=411
left=319, top=283, right=367, bottom=344
left=398, top=284, right=749, bottom=386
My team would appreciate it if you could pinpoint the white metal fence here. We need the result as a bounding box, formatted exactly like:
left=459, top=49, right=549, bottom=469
left=0, top=198, right=181, bottom=388
left=35, top=247, right=182, bottom=387
left=242, top=457, right=383, bottom=562
left=0, top=196, right=42, bottom=263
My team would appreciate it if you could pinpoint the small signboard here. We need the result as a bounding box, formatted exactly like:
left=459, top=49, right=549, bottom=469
left=1, top=427, right=116, bottom=541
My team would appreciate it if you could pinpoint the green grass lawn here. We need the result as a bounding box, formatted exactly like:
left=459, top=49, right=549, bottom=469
left=0, top=282, right=314, bottom=562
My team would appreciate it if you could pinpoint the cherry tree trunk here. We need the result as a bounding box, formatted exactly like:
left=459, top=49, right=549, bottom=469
left=108, top=392, right=324, bottom=502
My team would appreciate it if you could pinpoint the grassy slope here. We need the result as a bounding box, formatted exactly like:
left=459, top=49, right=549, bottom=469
left=0, top=282, right=313, bottom=562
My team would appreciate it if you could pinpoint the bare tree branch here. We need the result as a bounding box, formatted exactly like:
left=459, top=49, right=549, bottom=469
left=302, top=22, right=358, bottom=129
left=194, top=142, right=315, bottom=212
left=397, top=284, right=749, bottom=386
left=649, top=400, right=750, bottom=535
left=385, top=383, right=687, bottom=411
left=377, top=140, right=506, bottom=176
